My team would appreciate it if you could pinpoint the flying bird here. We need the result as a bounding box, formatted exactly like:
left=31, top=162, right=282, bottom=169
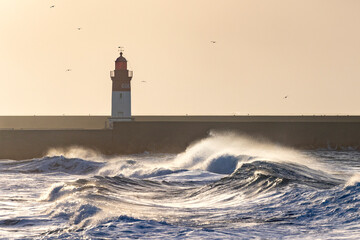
left=211, top=41, right=216, bottom=44
left=77, top=27, right=82, bottom=30
left=284, top=95, right=288, bottom=99
left=50, top=5, right=55, bottom=8
left=141, top=81, right=147, bottom=83
left=65, top=69, right=72, bottom=72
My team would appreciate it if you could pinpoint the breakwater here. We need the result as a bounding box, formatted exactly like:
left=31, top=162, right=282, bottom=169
left=1, top=116, right=360, bottom=160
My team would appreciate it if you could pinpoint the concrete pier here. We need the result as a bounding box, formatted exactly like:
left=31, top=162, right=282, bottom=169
left=1, top=116, right=360, bottom=160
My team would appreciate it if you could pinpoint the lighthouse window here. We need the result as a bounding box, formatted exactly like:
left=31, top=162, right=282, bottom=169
left=120, top=93, right=122, bottom=99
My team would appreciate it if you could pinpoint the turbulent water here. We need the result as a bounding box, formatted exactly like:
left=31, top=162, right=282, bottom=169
left=1, top=133, right=360, bottom=239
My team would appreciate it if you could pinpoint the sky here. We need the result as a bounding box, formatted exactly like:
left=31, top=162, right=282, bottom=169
left=0, top=0, right=360, bottom=116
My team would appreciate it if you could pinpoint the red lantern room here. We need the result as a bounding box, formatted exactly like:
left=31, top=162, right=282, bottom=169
left=115, top=52, right=127, bottom=70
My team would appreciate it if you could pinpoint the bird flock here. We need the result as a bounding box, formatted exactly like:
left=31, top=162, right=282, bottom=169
left=47, top=4, right=288, bottom=98
left=49, top=3, right=82, bottom=73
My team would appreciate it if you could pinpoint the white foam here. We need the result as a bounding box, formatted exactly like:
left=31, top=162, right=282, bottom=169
left=345, top=173, right=360, bottom=187
left=172, top=131, right=327, bottom=174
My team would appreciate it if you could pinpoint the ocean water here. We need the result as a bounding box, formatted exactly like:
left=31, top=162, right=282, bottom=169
left=1, top=133, right=360, bottom=239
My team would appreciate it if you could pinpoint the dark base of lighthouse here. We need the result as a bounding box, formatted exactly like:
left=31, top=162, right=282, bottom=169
left=107, top=117, right=132, bottom=129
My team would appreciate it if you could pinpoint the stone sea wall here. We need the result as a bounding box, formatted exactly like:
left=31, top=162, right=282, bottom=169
left=1, top=116, right=360, bottom=159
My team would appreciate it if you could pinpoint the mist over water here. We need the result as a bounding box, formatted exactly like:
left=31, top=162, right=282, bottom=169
left=1, top=133, right=360, bottom=239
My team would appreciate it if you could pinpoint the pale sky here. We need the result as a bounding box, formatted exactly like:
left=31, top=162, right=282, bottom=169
left=0, top=0, right=360, bottom=115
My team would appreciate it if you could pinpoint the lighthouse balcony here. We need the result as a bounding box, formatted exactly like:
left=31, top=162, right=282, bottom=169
left=110, top=70, right=133, bottom=78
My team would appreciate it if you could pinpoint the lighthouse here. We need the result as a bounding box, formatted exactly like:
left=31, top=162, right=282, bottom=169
left=109, top=51, right=133, bottom=123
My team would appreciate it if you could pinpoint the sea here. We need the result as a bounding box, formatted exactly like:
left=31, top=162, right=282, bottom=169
left=1, top=133, right=360, bottom=239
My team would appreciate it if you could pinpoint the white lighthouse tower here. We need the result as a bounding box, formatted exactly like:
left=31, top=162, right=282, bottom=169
left=108, top=51, right=133, bottom=125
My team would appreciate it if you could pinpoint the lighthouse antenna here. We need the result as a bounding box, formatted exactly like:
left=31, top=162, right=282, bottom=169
left=118, top=46, right=124, bottom=55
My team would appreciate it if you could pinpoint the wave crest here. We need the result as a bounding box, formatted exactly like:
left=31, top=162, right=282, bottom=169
left=3, top=156, right=104, bottom=174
